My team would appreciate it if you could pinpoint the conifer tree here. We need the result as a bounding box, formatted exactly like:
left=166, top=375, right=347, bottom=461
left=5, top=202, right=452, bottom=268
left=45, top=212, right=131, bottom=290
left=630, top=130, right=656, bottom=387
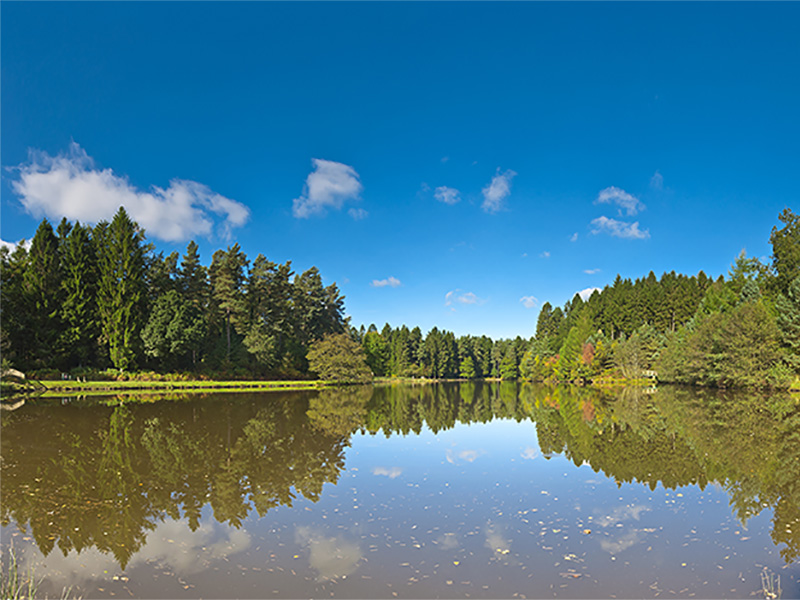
left=96, top=208, right=146, bottom=370
left=25, top=219, right=64, bottom=367
left=60, top=222, right=98, bottom=367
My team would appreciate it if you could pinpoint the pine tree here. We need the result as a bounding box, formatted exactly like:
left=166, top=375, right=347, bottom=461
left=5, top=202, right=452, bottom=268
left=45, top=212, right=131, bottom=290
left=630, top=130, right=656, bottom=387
left=209, top=244, right=249, bottom=363
left=60, top=222, right=99, bottom=368
left=25, top=219, right=64, bottom=367
left=96, top=208, right=147, bottom=370
left=776, top=275, right=800, bottom=371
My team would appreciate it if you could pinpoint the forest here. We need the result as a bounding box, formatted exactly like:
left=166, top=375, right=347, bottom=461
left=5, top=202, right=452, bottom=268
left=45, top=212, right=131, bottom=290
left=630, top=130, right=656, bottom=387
left=1, top=207, right=799, bottom=389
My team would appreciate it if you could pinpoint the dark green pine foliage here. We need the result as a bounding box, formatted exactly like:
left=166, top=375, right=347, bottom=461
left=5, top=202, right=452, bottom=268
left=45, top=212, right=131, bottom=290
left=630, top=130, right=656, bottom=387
left=177, top=241, right=208, bottom=309
left=243, top=254, right=294, bottom=368
left=209, top=244, right=249, bottom=364
left=499, top=345, right=518, bottom=380
left=96, top=208, right=147, bottom=370
left=776, top=275, right=800, bottom=371
left=362, top=331, right=390, bottom=376
left=141, top=290, right=205, bottom=369
left=25, top=219, right=64, bottom=368
left=59, top=222, right=99, bottom=368
left=770, top=208, right=800, bottom=295
left=0, top=242, right=31, bottom=367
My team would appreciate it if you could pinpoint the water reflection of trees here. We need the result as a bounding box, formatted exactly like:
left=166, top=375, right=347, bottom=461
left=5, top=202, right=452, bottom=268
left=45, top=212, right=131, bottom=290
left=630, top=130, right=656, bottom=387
left=1, top=383, right=798, bottom=566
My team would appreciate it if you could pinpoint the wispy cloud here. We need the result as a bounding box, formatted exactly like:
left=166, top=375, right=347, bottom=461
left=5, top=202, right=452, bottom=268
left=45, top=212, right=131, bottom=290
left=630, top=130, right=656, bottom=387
left=577, top=287, right=602, bottom=301
left=348, top=207, right=368, bottom=220
left=372, top=276, right=401, bottom=288
left=373, top=466, right=403, bottom=479
left=596, top=186, right=645, bottom=216
left=481, top=168, right=516, bottom=213
left=292, top=158, right=363, bottom=218
left=591, top=216, right=650, bottom=240
left=445, top=290, right=484, bottom=306
left=434, top=186, right=461, bottom=205
left=446, top=448, right=482, bottom=463
left=540, top=250, right=550, bottom=259
left=584, top=268, right=601, bottom=275
left=521, top=447, right=538, bottom=460
left=650, top=170, right=663, bottom=191
left=520, top=296, right=538, bottom=309
left=10, top=142, right=250, bottom=242
left=570, top=232, right=579, bottom=242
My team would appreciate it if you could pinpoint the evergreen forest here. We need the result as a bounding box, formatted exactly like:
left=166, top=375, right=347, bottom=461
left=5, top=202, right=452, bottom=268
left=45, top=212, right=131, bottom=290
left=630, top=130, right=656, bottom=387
left=1, top=206, right=799, bottom=389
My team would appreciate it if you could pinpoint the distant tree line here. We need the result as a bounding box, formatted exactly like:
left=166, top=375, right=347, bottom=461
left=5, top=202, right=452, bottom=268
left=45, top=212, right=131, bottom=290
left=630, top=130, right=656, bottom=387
left=524, top=209, right=800, bottom=389
left=353, top=324, right=528, bottom=381
left=0, top=207, right=347, bottom=377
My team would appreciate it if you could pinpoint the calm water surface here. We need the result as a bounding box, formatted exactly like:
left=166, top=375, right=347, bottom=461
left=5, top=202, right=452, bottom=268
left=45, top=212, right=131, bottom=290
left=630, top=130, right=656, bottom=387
left=1, top=383, right=799, bottom=598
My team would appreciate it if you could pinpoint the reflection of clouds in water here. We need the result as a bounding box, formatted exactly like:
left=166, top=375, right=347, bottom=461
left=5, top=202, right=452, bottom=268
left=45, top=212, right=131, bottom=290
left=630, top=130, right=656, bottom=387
left=595, top=504, right=650, bottom=555
left=520, top=446, right=537, bottom=460
left=435, top=532, right=459, bottom=550
left=595, top=504, right=648, bottom=528
left=484, top=522, right=515, bottom=564
left=295, top=526, right=362, bottom=581
left=446, top=449, right=482, bottom=464
left=372, top=466, right=403, bottom=479
left=13, top=517, right=250, bottom=589
left=600, top=530, right=643, bottom=555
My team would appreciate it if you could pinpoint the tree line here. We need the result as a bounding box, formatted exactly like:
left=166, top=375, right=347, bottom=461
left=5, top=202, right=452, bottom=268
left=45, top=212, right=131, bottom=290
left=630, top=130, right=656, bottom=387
left=3, top=206, right=798, bottom=388
left=524, top=209, right=800, bottom=388
left=0, top=207, right=347, bottom=377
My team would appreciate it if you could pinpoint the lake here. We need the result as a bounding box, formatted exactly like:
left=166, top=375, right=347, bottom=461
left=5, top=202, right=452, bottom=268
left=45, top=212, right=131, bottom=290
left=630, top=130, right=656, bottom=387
left=1, top=382, right=798, bottom=598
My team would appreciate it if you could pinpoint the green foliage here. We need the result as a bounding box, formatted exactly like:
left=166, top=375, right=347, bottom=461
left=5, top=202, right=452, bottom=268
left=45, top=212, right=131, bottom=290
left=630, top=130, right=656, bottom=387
left=362, top=331, right=389, bottom=376
left=661, top=300, right=787, bottom=388
left=459, top=355, right=476, bottom=379
left=59, top=222, right=99, bottom=367
left=307, top=333, right=373, bottom=383
left=25, top=219, right=64, bottom=367
left=96, top=208, right=146, bottom=370
left=499, top=345, right=518, bottom=380
left=142, top=290, right=206, bottom=368
left=771, top=208, right=800, bottom=294
left=776, top=275, right=800, bottom=371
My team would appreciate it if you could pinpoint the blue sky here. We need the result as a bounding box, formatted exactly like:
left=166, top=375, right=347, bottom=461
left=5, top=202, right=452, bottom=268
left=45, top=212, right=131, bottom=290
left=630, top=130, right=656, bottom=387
left=2, top=2, right=798, bottom=339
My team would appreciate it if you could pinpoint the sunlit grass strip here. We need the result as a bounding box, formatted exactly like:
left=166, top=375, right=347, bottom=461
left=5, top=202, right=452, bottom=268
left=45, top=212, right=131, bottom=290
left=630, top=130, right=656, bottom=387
left=38, top=379, right=327, bottom=392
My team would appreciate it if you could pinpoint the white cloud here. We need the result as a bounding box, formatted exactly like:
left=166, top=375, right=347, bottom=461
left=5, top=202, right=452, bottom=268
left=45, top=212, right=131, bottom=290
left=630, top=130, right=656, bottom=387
left=434, top=186, right=461, bottom=205
left=577, top=287, right=602, bottom=301
left=10, top=143, right=250, bottom=242
left=348, top=207, right=368, bottom=220
left=292, top=158, right=363, bottom=218
left=591, top=216, right=650, bottom=240
left=0, top=239, right=28, bottom=253
left=540, top=251, right=550, bottom=259
left=521, top=447, right=538, bottom=460
left=445, top=290, right=483, bottom=306
left=481, top=168, right=516, bottom=213
left=373, top=466, right=403, bottom=479
left=372, top=276, right=401, bottom=288
left=520, top=296, right=538, bottom=309
left=570, top=232, right=579, bottom=242
left=650, top=170, right=664, bottom=190
left=596, top=186, right=645, bottom=216
left=584, top=268, right=601, bottom=275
